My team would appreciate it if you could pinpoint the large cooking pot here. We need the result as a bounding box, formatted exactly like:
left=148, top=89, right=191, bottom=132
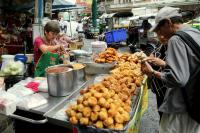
left=45, top=64, right=74, bottom=97
left=71, top=63, right=86, bottom=85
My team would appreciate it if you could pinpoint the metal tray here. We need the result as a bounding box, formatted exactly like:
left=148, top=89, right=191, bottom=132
left=44, top=78, right=141, bottom=132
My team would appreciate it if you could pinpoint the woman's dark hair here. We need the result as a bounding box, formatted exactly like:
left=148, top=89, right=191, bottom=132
left=44, top=21, right=60, bottom=33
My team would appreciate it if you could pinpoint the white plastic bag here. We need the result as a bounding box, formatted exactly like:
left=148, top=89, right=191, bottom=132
left=17, top=93, right=47, bottom=109
left=0, top=91, right=19, bottom=115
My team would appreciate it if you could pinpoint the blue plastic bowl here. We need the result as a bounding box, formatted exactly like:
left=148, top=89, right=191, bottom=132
left=14, top=54, right=27, bottom=63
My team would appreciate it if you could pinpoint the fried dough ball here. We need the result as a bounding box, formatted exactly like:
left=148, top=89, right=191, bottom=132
left=102, top=81, right=110, bottom=88
left=69, top=110, right=76, bottom=117
left=88, top=97, right=97, bottom=107
left=90, top=112, right=98, bottom=122
left=99, top=110, right=108, bottom=121
left=83, top=92, right=92, bottom=100
left=107, top=124, right=115, bottom=129
left=77, top=104, right=84, bottom=112
left=100, top=87, right=109, bottom=93
left=69, top=104, right=78, bottom=111
left=77, top=96, right=84, bottom=104
left=69, top=116, right=78, bottom=125
left=95, top=121, right=103, bottom=128
left=93, top=105, right=101, bottom=112
left=65, top=108, right=71, bottom=116
left=110, top=103, right=116, bottom=109
left=98, top=97, right=106, bottom=107
left=123, top=105, right=131, bottom=113
left=83, top=100, right=89, bottom=106
left=80, top=89, right=87, bottom=95
left=76, top=112, right=83, bottom=119
left=100, top=108, right=107, bottom=112
left=118, top=107, right=125, bottom=114
left=103, top=92, right=111, bottom=99
left=103, top=117, right=114, bottom=127
left=113, top=94, right=120, bottom=100
left=103, top=102, right=110, bottom=109
left=118, top=93, right=129, bottom=102
left=108, top=108, right=117, bottom=117
left=93, top=92, right=103, bottom=99
left=135, top=79, right=141, bottom=87
left=109, top=90, right=115, bottom=97
left=107, top=98, right=113, bottom=104
left=80, top=117, right=89, bottom=125
left=115, top=123, right=123, bottom=130
left=122, top=111, right=130, bottom=122
left=114, top=113, right=124, bottom=124
left=83, top=107, right=92, bottom=117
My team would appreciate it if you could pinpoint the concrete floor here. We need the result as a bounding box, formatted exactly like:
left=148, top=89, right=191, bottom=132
left=139, top=90, right=160, bottom=133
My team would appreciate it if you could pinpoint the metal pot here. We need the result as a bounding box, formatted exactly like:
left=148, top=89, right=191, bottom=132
left=71, top=63, right=86, bottom=85
left=45, top=64, right=74, bottom=97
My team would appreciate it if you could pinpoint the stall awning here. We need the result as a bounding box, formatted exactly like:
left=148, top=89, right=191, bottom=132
left=52, top=0, right=76, bottom=9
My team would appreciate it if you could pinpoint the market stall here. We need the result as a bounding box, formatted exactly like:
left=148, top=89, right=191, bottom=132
left=0, top=44, right=148, bottom=133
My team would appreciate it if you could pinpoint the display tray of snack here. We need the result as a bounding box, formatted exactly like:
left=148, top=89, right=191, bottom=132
left=44, top=74, right=142, bottom=132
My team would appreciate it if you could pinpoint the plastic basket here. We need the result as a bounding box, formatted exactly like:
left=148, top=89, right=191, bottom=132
left=105, top=29, right=127, bottom=44
left=105, top=32, right=113, bottom=44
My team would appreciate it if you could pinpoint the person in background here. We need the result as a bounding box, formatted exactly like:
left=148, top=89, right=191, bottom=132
left=146, top=34, right=168, bottom=120
left=58, top=16, right=67, bottom=34
left=76, top=21, right=84, bottom=41
left=142, top=6, right=200, bottom=132
left=33, top=21, right=63, bottom=77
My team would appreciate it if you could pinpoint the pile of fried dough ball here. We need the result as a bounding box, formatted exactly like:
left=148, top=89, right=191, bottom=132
left=95, top=48, right=118, bottom=63
left=65, top=52, right=145, bottom=130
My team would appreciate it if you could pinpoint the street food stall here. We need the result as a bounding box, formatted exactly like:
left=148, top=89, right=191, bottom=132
left=0, top=44, right=148, bottom=133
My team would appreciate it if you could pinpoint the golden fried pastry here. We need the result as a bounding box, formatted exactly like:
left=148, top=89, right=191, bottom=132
left=115, top=123, right=123, bottom=130
left=76, top=112, right=83, bottom=119
left=69, top=116, right=78, bottom=125
left=65, top=108, right=71, bottom=116
left=100, top=108, right=107, bottom=112
left=77, top=104, right=84, bottom=112
left=93, top=105, right=101, bottom=112
left=80, top=117, right=89, bottom=125
left=83, top=92, right=92, bottom=100
left=108, top=108, right=117, bottom=117
left=122, top=111, right=130, bottom=122
left=99, top=110, right=108, bottom=121
left=135, top=79, right=141, bottom=87
left=103, top=92, right=111, bottom=99
left=83, top=107, right=92, bottom=117
left=77, top=96, right=84, bottom=104
left=118, top=107, right=125, bottom=114
left=93, top=92, right=103, bottom=99
left=103, top=102, right=110, bottom=109
left=114, top=113, right=124, bottom=124
left=95, top=121, right=103, bottom=128
left=103, top=117, right=114, bottom=127
left=109, top=90, right=115, bottom=97
left=98, top=97, right=106, bottom=107
left=80, top=89, right=87, bottom=95
left=90, top=112, right=98, bottom=122
left=107, top=124, right=115, bottom=129
left=107, top=98, right=113, bottom=104
left=83, top=100, right=89, bottom=106
left=70, top=110, right=77, bottom=117
left=123, top=105, right=131, bottom=113
left=88, top=97, right=97, bottom=107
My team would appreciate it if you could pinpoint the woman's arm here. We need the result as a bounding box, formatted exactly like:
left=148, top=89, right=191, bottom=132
left=39, top=44, right=61, bottom=53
